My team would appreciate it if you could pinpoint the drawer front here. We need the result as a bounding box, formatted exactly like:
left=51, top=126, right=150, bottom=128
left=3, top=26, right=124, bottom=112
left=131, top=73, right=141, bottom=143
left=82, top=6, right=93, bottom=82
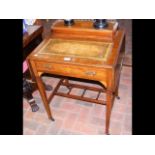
left=35, top=61, right=107, bottom=81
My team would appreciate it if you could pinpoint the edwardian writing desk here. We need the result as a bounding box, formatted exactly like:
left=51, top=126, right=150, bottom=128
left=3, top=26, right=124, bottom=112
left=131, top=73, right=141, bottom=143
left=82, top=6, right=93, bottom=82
left=27, top=20, right=125, bottom=134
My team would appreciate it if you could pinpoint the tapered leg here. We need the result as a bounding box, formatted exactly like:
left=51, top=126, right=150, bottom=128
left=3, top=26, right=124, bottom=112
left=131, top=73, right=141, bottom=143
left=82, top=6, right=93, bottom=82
left=105, top=91, right=112, bottom=135
left=100, top=81, right=113, bottom=135
left=35, top=76, right=54, bottom=121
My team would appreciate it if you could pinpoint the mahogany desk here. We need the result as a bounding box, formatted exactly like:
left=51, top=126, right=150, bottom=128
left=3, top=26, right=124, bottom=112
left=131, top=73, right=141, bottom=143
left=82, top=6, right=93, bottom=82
left=27, top=21, right=125, bottom=134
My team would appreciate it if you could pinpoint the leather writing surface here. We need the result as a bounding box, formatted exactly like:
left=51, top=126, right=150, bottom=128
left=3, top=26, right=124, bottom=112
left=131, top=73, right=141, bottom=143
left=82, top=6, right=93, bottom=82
left=38, top=39, right=113, bottom=61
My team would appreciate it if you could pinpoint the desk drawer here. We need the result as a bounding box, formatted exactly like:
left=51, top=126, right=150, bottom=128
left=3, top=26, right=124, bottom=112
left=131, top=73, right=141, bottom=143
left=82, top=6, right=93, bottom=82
left=35, top=61, right=107, bottom=81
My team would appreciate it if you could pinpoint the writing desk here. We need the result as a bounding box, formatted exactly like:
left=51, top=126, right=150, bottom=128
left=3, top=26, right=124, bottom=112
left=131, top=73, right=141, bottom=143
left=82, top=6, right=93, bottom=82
left=27, top=20, right=125, bottom=134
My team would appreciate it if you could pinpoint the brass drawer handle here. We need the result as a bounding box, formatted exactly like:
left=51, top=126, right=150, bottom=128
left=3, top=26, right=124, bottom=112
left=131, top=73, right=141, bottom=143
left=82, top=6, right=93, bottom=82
left=85, top=71, right=96, bottom=76
left=44, top=64, right=52, bottom=69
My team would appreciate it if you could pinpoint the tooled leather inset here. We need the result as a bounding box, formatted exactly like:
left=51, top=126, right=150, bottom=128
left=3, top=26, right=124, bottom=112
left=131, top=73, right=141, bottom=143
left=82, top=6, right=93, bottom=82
left=38, top=39, right=113, bottom=61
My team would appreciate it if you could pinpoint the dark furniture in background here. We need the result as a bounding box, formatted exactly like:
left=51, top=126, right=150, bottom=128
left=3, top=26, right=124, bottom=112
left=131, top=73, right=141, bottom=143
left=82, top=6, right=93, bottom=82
left=23, top=25, right=53, bottom=112
left=23, top=25, right=43, bottom=60
left=23, top=25, right=43, bottom=112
